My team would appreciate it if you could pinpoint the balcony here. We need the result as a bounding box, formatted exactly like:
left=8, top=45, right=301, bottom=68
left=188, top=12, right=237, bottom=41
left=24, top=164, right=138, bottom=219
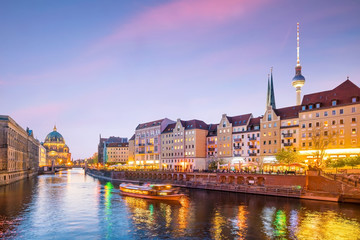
left=282, top=133, right=293, bottom=138
left=234, top=145, right=241, bottom=149
left=138, top=143, right=145, bottom=146
left=138, top=151, right=145, bottom=154
left=234, top=153, right=241, bottom=157
left=249, top=145, right=256, bottom=149
left=249, top=153, right=257, bottom=156
left=233, top=138, right=242, bottom=142
left=283, top=142, right=293, bottom=147
left=147, top=150, right=153, bottom=153
left=248, top=137, right=256, bottom=141
left=208, top=147, right=216, bottom=151
left=146, top=142, right=153, bottom=145
left=208, top=141, right=215, bottom=144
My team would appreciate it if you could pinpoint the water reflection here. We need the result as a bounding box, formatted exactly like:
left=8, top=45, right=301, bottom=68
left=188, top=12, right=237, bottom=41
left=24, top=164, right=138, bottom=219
left=0, top=169, right=360, bottom=239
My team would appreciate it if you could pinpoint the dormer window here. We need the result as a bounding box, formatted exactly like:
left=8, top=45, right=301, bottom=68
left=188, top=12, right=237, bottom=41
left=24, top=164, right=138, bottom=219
left=316, top=103, right=320, bottom=108
left=309, top=105, right=313, bottom=110
left=223, top=122, right=226, bottom=127
left=268, top=114, right=272, bottom=121
left=352, top=97, right=357, bottom=103
left=302, top=106, right=306, bottom=111
left=332, top=100, right=337, bottom=106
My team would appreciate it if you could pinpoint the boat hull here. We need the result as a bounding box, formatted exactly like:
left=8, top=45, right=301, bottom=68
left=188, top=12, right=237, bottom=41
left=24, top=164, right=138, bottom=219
left=120, top=190, right=184, bottom=201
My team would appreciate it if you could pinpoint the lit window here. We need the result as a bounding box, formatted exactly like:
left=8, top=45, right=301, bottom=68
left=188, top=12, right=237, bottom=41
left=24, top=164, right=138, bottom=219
left=324, top=121, right=328, bottom=127
left=352, top=129, right=357, bottom=134
left=352, top=118, right=356, bottom=123
left=352, top=139, right=357, bottom=144
left=340, top=119, right=344, bottom=124
left=268, top=132, right=272, bottom=136
left=287, top=121, right=291, bottom=126
left=340, top=129, right=344, bottom=135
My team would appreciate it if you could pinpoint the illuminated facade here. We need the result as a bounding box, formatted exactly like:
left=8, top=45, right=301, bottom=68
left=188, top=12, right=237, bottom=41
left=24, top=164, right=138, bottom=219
left=0, top=115, right=40, bottom=185
left=105, top=142, right=129, bottom=164
left=39, top=144, right=48, bottom=167
left=160, top=119, right=208, bottom=171
left=43, top=126, right=71, bottom=165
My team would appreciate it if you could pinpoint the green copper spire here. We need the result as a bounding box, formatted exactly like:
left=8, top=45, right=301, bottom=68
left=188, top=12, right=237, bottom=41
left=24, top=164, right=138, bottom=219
left=266, top=67, right=276, bottom=109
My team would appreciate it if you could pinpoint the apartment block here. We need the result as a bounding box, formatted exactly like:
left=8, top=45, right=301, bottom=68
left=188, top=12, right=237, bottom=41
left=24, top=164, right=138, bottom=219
left=105, top=142, right=129, bottom=164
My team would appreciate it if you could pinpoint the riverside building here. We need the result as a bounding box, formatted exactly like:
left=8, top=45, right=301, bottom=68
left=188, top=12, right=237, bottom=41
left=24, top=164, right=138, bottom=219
left=160, top=119, right=208, bottom=171
left=105, top=142, right=129, bottom=164
left=43, top=126, right=71, bottom=166
left=0, top=116, right=40, bottom=185
left=98, top=136, right=127, bottom=164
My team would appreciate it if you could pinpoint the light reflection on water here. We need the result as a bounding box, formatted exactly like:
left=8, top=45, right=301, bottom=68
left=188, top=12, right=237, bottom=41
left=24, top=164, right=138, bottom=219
left=0, top=169, right=360, bottom=239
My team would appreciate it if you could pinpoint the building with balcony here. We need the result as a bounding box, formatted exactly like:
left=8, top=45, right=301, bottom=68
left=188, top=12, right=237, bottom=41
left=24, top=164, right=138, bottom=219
left=206, top=124, right=218, bottom=162
left=98, top=136, right=127, bottom=164
left=133, top=118, right=175, bottom=169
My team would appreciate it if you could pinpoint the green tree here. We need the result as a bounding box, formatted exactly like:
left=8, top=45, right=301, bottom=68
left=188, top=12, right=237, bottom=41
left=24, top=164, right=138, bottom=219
left=345, top=157, right=360, bottom=169
left=275, top=148, right=300, bottom=165
left=311, top=125, right=337, bottom=168
left=329, top=158, right=346, bottom=173
left=208, top=158, right=225, bottom=170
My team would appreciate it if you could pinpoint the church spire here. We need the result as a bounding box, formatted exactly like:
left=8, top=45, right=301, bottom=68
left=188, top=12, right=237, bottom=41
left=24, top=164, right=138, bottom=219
left=53, top=125, right=57, bottom=131
left=266, top=67, right=276, bottom=109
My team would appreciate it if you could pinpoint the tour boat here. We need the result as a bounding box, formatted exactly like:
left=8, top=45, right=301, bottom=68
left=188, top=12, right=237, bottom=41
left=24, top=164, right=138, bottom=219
left=119, top=183, right=184, bottom=201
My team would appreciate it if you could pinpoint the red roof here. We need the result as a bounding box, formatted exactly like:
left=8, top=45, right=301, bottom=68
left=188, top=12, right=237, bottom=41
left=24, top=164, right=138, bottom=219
left=207, top=124, right=218, bottom=137
left=136, top=119, right=165, bottom=130
left=161, top=123, right=176, bottom=133
left=226, top=113, right=252, bottom=126
left=180, top=119, right=208, bottom=130
left=301, top=80, right=360, bottom=108
left=274, top=106, right=301, bottom=120
left=248, top=116, right=261, bottom=126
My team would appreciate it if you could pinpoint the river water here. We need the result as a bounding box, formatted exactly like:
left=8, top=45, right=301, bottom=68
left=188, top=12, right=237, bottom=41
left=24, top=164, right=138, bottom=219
left=1, top=169, right=360, bottom=239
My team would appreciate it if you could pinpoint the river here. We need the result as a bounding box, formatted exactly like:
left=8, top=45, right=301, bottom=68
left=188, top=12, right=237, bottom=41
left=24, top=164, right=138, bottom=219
left=1, top=169, right=360, bottom=239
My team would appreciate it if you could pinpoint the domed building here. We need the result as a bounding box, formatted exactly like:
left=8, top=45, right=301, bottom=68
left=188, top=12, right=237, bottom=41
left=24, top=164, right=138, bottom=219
left=42, top=126, right=71, bottom=165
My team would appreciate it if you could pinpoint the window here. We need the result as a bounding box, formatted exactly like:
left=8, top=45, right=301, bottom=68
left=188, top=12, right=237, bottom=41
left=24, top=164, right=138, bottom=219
left=352, top=97, right=357, bottom=103
left=340, top=109, right=344, bottom=114
left=269, top=140, right=271, bottom=145
left=316, top=113, right=320, bottom=117
left=352, top=129, right=357, bottom=134
left=352, top=107, right=356, bottom=113
left=268, top=114, right=272, bottom=121
left=302, top=106, right=306, bottom=110
left=302, top=133, right=306, bottom=138
left=309, top=123, right=312, bottom=128
left=324, top=131, right=328, bottom=136
left=302, top=142, right=306, bottom=147
left=308, top=133, right=312, bottom=137
left=269, top=123, right=272, bottom=128
left=332, top=120, right=336, bottom=125
left=352, top=118, right=356, bottom=123
left=340, top=129, right=344, bottom=135
left=316, top=122, right=320, bottom=127
left=324, top=121, right=328, bottom=127
left=332, top=100, right=337, bottom=106
left=274, top=123, right=277, bottom=127
left=309, top=142, right=312, bottom=147
left=332, top=110, right=336, bottom=115
left=263, top=124, right=266, bottom=129
left=316, top=103, right=320, bottom=108
left=340, top=119, right=344, bottom=124
left=352, top=139, right=357, bottom=145
left=263, top=141, right=266, bottom=145
left=302, top=124, right=306, bottom=128
left=324, top=111, right=328, bottom=117
left=309, top=105, right=313, bottom=110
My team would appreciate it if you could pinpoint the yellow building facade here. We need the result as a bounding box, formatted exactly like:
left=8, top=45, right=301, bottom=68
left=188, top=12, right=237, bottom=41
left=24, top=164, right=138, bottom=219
left=43, top=126, right=71, bottom=165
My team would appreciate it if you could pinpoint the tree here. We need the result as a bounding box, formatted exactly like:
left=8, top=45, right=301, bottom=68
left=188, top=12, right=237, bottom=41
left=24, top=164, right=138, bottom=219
left=345, top=157, right=360, bottom=169
left=329, top=158, right=346, bottom=173
left=208, top=158, right=225, bottom=170
left=275, top=148, right=300, bottom=165
left=311, top=125, right=337, bottom=168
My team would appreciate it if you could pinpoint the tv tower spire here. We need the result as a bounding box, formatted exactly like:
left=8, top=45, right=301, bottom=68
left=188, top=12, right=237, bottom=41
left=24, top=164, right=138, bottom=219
left=292, top=22, right=305, bottom=105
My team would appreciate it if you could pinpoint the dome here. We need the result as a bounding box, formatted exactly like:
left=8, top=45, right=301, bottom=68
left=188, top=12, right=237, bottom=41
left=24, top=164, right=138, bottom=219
left=44, top=125, right=65, bottom=143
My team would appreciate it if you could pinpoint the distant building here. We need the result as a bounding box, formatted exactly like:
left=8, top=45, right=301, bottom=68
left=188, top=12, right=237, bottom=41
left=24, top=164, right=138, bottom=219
left=128, top=134, right=135, bottom=164
left=105, top=142, right=129, bottom=164
left=98, top=136, right=127, bottom=164
left=39, top=144, right=47, bottom=167
left=0, top=115, right=40, bottom=185
left=42, top=126, right=71, bottom=165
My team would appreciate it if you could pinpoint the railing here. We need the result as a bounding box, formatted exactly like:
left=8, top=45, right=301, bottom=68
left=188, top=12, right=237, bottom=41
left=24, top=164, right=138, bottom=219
left=146, top=143, right=153, bottom=145
left=208, top=148, right=216, bottom=151
left=248, top=137, right=256, bottom=141
left=282, top=133, right=293, bottom=138
left=249, top=145, right=256, bottom=149
left=233, top=138, right=242, bottom=142
left=249, top=153, right=257, bottom=156
left=208, top=141, right=215, bottom=144
left=283, top=142, right=293, bottom=147
left=138, top=143, right=145, bottom=146
left=147, top=151, right=153, bottom=153
left=234, top=146, right=241, bottom=149
left=138, top=151, right=145, bottom=154
left=234, top=153, right=242, bottom=157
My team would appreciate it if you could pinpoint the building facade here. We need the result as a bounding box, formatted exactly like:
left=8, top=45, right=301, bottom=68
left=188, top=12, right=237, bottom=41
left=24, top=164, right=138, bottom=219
left=160, top=119, right=208, bottom=171
left=0, top=116, right=40, bottom=186
left=131, top=118, right=175, bottom=169
left=39, top=144, right=48, bottom=167
left=98, top=136, right=128, bottom=164
left=43, top=126, right=71, bottom=166
left=105, top=142, right=129, bottom=164
left=128, top=134, right=135, bottom=164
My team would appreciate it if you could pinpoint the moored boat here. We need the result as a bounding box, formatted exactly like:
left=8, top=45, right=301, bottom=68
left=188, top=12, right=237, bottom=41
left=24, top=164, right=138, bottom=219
left=120, top=183, right=184, bottom=201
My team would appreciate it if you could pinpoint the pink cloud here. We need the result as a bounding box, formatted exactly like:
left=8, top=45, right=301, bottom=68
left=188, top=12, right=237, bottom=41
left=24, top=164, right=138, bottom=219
left=91, top=0, right=268, bottom=52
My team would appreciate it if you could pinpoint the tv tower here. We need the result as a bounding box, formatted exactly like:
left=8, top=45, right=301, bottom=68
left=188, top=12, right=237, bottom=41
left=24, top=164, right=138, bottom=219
left=292, top=22, right=305, bottom=105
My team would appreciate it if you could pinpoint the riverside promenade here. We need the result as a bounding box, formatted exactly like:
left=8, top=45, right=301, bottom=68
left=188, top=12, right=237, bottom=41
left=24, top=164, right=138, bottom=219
left=85, top=168, right=360, bottom=203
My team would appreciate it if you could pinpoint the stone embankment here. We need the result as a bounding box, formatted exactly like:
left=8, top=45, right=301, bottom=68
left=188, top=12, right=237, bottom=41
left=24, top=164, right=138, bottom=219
left=85, top=168, right=360, bottom=204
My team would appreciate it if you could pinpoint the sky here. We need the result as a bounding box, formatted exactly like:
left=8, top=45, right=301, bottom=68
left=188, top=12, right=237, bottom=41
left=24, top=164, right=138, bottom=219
left=1, top=0, right=360, bottom=159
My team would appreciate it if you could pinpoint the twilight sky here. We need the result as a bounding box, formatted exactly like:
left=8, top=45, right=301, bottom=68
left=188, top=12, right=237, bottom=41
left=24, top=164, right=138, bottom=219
left=1, top=0, right=360, bottom=159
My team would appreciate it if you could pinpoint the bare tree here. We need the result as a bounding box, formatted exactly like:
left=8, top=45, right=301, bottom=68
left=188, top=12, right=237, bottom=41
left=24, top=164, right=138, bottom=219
left=311, top=125, right=337, bottom=168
